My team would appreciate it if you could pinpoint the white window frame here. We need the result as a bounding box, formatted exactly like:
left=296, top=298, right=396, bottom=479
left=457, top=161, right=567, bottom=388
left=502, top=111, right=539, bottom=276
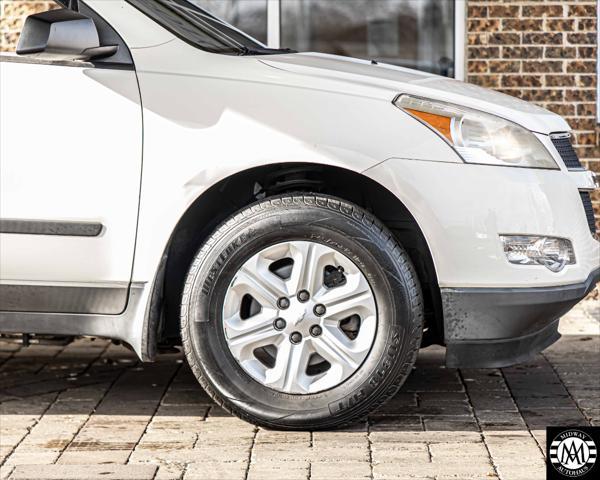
left=454, top=0, right=466, bottom=81
left=267, top=0, right=281, bottom=48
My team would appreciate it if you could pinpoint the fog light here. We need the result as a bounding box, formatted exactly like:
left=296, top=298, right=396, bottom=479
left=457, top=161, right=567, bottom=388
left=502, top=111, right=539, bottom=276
left=500, top=235, right=575, bottom=273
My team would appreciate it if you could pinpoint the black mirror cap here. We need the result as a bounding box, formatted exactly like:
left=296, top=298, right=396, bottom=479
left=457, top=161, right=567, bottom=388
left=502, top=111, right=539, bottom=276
left=16, top=8, right=117, bottom=61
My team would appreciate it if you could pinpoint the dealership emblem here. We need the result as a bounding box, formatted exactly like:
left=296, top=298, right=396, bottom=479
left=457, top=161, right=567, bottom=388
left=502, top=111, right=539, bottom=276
left=550, top=429, right=597, bottom=477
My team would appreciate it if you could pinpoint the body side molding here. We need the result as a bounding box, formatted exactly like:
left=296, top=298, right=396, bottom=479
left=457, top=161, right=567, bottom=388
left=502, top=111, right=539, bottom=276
left=0, top=219, right=103, bottom=237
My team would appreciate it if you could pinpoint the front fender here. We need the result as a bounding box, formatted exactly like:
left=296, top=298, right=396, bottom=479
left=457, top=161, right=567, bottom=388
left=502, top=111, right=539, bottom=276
left=128, top=38, right=459, bottom=284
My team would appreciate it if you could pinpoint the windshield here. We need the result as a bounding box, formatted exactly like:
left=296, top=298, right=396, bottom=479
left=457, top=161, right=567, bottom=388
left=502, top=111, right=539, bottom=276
left=127, top=0, right=293, bottom=55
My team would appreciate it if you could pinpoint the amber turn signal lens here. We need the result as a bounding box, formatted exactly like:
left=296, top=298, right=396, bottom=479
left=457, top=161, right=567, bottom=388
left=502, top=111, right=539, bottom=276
left=405, top=108, right=453, bottom=141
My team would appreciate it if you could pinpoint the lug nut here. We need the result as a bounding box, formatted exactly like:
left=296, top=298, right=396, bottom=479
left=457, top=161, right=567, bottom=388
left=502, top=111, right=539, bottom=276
left=310, top=325, right=322, bottom=337
left=297, top=290, right=310, bottom=302
left=273, top=318, right=286, bottom=330
left=313, top=304, right=326, bottom=316
left=277, top=297, right=290, bottom=309
left=290, top=331, right=302, bottom=344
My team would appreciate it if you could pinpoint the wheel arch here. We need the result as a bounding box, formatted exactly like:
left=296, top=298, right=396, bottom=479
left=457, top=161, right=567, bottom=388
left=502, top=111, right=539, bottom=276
left=142, top=162, right=443, bottom=360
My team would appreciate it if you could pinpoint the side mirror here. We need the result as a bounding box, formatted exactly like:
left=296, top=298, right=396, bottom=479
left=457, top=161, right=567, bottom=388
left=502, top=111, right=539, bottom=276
left=16, top=8, right=117, bottom=62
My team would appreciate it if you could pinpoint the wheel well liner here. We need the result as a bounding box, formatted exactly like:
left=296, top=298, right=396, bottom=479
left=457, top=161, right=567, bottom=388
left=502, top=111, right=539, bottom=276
left=143, top=163, right=443, bottom=360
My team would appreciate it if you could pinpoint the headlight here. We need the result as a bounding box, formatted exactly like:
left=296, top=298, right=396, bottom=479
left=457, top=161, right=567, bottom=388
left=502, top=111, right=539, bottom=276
left=394, top=95, right=559, bottom=169
left=500, top=235, right=575, bottom=272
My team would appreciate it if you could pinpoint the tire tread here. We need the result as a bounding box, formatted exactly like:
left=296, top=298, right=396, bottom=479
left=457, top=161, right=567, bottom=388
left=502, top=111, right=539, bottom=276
left=180, top=194, right=423, bottom=430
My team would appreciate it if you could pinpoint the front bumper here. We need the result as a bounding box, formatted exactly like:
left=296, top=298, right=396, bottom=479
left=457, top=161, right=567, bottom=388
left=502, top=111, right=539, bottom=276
left=365, top=159, right=599, bottom=288
left=365, top=158, right=600, bottom=368
left=442, top=268, right=599, bottom=368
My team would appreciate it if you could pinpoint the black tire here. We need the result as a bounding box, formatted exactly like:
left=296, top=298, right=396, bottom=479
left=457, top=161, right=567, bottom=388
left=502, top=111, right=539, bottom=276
left=180, top=194, right=423, bottom=430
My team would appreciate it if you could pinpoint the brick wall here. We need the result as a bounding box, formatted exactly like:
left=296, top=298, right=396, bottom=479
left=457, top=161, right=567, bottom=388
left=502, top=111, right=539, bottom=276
left=467, top=0, right=599, bottom=231
left=0, top=1, right=57, bottom=52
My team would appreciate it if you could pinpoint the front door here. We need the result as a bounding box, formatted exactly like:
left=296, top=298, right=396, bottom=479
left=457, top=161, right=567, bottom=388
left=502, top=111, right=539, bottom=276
left=0, top=19, right=142, bottom=314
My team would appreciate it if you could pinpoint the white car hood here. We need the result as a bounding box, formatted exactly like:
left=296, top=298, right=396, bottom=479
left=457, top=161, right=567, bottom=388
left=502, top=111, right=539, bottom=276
left=260, top=53, right=570, bottom=135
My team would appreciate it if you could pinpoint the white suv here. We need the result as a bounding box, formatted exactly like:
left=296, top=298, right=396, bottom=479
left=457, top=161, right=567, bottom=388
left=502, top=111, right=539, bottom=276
left=1, top=0, right=598, bottom=429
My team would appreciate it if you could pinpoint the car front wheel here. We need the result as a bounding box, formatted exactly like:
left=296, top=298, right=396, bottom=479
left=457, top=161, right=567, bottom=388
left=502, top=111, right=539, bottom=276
left=180, top=194, right=423, bottom=429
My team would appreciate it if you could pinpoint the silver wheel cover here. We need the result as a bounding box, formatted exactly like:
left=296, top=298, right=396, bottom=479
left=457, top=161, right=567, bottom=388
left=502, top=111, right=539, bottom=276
left=222, top=241, right=377, bottom=394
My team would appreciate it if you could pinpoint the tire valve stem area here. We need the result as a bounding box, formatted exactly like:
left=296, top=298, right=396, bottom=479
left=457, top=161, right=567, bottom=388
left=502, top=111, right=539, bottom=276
left=324, top=265, right=347, bottom=288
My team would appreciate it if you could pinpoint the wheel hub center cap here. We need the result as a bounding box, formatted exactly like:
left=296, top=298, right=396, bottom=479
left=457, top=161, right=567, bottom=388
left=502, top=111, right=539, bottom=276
left=285, top=300, right=309, bottom=328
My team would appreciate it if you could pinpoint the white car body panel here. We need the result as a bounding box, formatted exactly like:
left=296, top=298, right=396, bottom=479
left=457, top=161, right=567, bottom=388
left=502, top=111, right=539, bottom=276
left=126, top=38, right=461, bottom=283
left=365, top=160, right=600, bottom=288
left=259, top=53, right=572, bottom=134
left=0, top=61, right=142, bottom=290
left=117, top=45, right=583, bottom=289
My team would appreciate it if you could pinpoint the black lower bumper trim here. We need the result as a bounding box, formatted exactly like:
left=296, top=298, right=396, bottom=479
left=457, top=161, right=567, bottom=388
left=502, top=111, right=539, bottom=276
left=442, top=267, right=599, bottom=368
left=446, top=319, right=561, bottom=368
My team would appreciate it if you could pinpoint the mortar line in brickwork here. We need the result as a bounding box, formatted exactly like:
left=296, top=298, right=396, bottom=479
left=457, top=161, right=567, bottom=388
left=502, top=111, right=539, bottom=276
left=180, top=403, right=209, bottom=480
left=0, top=343, right=21, bottom=369
left=0, top=341, right=73, bottom=469
left=367, top=417, right=374, bottom=480
left=35, top=341, right=68, bottom=375
left=541, top=351, right=591, bottom=426
left=0, top=390, right=60, bottom=469
left=457, top=369, right=501, bottom=480
left=0, top=340, right=114, bottom=399
left=307, top=431, right=313, bottom=480
left=416, top=393, right=432, bottom=463
left=0, top=465, right=14, bottom=480
left=125, top=362, right=182, bottom=465
left=79, top=339, right=112, bottom=376
left=0, top=340, right=112, bottom=469
left=243, top=426, right=259, bottom=480
left=419, top=416, right=433, bottom=462
left=52, top=341, right=124, bottom=464
left=498, top=368, right=547, bottom=460
left=54, top=353, right=129, bottom=464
